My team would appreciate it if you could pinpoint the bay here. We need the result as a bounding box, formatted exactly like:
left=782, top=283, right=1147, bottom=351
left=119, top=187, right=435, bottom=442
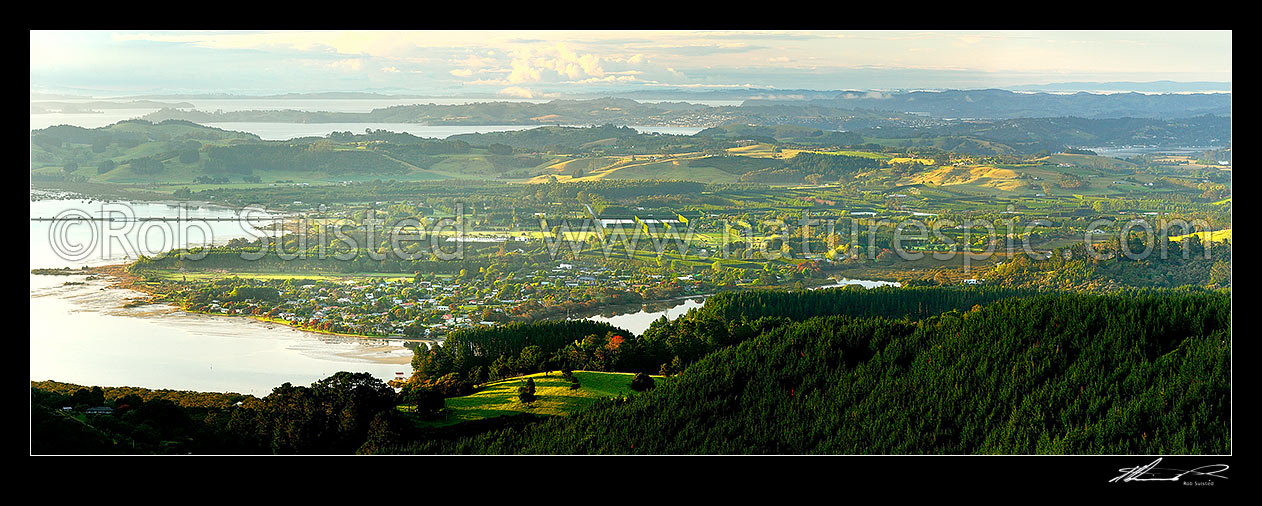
left=29, top=197, right=413, bottom=395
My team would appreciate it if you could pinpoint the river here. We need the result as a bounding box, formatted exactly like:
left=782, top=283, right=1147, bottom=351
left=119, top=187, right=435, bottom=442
left=583, top=277, right=902, bottom=336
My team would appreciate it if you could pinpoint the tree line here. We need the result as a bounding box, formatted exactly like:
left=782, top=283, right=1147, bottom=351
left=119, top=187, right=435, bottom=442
left=386, top=289, right=1230, bottom=454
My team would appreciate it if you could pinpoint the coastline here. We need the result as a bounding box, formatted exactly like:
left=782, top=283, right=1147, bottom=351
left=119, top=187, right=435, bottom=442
left=30, top=273, right=414, bottom=393
left=37, top=262, right=894, bottom=342
left=32, top=263, right=431, bottom=351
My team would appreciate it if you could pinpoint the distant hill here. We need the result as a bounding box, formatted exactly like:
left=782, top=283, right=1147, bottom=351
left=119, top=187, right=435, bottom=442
left=853, top=115, right=1231, bottom=155
left=745, top=89, right=1231, bottom=120
left=1007, top=81, right=1231, bottom=94
left=695, top=124, right=864, bottom=146
left=141, top=97, right=711, bottom=126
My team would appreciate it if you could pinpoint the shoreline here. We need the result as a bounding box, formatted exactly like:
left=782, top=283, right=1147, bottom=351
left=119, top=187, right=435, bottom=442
left=30, top=183, right=293, bottom=218
left=32, top=264, right=433, bottom=346
left=36, top=263, right=897, bottom=341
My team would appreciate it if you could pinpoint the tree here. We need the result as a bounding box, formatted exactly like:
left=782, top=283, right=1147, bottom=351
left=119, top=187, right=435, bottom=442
left=113, top=393, right=144, bottom=414
left=402, top=385, right=445, bottom=420
left=257, top=372, right=397, bottom=454
left=358, top=410, right=407, bottom=454
left=518, top=378, right=536, bottom=405
left=630, top=372, right=655, bottom=392
left=70, top=387, right=105, bottom=408
left=519, top=345, right=547, bottom=374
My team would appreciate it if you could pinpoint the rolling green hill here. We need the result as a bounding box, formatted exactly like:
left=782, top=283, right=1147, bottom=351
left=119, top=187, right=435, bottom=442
left=408, top=371, right=666, bottom=428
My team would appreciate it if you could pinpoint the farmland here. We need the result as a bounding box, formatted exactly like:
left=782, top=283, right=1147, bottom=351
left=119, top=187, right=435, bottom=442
left=404, top=371, right=666, bottom=428
left=32, top=122, right=1229, bottom=342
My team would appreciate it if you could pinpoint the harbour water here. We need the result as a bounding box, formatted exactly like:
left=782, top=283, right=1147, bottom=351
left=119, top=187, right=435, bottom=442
left=29, top=197, right=414, bottom=395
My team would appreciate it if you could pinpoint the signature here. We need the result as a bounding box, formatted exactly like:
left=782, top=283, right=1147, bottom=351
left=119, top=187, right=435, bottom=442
left=1110, top=458, right=1229, bottom=483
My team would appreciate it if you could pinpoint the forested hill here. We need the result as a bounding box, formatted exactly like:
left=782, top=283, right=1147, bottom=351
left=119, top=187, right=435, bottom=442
left=744, top=89, right=1232, bottom=120
left=389, top=290, right=1230, bottom=454
left=848, top=115, right=1231, bottom=155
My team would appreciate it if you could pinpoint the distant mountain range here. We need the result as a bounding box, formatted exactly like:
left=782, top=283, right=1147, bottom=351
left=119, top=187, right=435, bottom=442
left=1006, top=81, right=1231, bottom=93
left=33, top=81, right=1230, bottom=103
left=743, top=89, right=1231, bottom=120
left=136, top=89, right=1231, bottom=132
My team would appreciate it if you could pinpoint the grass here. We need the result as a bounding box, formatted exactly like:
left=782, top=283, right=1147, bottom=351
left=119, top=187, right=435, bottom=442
left=1169, top=228, right=1232, bottom=244
left=904, top=165, right=1022, bottom=191
left=406, top=370, right=667, bottom=428
left=725, top=143, right=779, bottom=157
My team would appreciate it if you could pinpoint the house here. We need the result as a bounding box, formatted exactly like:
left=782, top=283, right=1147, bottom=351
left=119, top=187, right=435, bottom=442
left=85, top=406, right=114, bottom=415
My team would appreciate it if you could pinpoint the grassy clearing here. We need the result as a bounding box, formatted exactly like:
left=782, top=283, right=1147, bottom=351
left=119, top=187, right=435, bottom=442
left=1039, top=154, right=1137, bottom=171
left=1170, top=228, right=1232, bottom=244
left=603, top=160, right=739, bottom=182
left=725, top=143, right=780, bottom=157
left=905, top=165, right=1022, bottom=191
left=407, top=371, right=667, bottom=428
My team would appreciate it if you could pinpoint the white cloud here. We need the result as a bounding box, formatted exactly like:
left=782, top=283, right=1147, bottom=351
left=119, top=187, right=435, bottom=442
left=498, top=86, right=535, bottom=98
left=503, top=43, right=607, bottom=84
left=324, top=58, right=364, bottom=72
left=841, top=91, right=892, bottom=99
left=36, top=30, right=1232, bottom=94
left=465, top=78, right=510, bottom=85
left=570, top=75, right=638, bottom=84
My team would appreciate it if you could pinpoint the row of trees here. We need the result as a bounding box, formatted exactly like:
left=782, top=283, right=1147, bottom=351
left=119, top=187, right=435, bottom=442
left=406, top=286, right=1044, bottom=386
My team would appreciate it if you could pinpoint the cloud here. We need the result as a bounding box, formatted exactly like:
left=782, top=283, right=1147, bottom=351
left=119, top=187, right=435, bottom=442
left=841, top=91, right=892, bottom=99
left=507, top=55, right=543, bottom=84
left=503, top=43, right=607, bottom=84
left=453, top=54, right=498, bottom=70
left=498, top=86, right=535, bottom=98
left=570, top=75, right=638, bottom=84
left=36, top=30, right=1232, bottom=95
left=324, top=58, right=364, bottom=72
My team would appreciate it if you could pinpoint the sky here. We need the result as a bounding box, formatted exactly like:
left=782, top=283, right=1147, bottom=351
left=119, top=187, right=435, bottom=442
left=29, top=30, right=1232, bottom=97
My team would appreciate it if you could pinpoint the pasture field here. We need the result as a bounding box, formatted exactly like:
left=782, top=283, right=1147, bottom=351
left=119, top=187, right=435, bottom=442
left=1170, top=228, right=1232, bottom=244
left=406, top=371, right=667, bottom=428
